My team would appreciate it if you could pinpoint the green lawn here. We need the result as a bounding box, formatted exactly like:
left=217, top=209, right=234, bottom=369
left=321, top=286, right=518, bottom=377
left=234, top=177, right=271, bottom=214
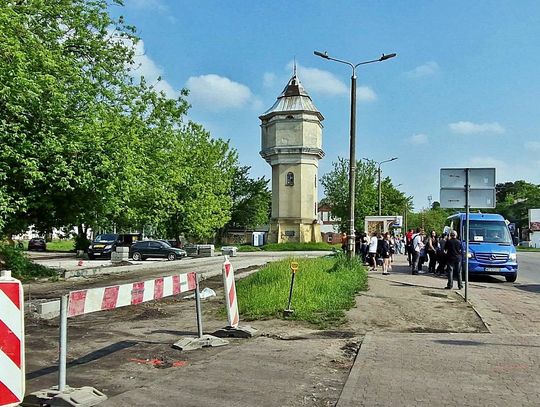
left=45, top=239, right=76, bottom=252
left=517, top=246, right=540, bottom=252
left=261, top=242, right=338, bottom=251
left=236, top=254, right=367, bottom=328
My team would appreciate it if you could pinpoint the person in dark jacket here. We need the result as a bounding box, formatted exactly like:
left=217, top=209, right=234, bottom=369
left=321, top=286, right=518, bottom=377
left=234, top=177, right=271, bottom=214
left=381, top=232, right=391, bottom=275
left=444, top=230, right=463, bottom=289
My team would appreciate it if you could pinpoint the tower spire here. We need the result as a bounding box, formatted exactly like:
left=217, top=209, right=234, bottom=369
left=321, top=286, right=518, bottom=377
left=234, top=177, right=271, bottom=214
left=293, top=57, right=297, bottom=77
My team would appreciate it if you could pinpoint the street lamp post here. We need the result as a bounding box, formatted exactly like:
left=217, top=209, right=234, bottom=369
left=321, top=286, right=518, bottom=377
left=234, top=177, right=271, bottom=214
left=376, top=157, right=398, bottom=215
left=314, top=50, right=396, bottom=258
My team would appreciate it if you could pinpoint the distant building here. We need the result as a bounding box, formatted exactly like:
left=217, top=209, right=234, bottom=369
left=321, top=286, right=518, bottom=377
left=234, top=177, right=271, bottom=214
left=317, top=203, right=343, bottom=244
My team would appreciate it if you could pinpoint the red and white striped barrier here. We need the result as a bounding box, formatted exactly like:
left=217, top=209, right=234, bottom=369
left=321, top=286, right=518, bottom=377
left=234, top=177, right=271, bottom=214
left=67, top=272, right=197, bottom=317
left=222, top=257, right=239, bottom=328
left=0, top=270, right=25, bottom=407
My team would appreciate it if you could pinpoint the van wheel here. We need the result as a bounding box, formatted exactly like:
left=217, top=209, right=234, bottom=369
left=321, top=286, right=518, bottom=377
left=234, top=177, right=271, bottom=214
left=505, top=273, right=517, bottom=282
left=132, top=252, right=142, bottom=261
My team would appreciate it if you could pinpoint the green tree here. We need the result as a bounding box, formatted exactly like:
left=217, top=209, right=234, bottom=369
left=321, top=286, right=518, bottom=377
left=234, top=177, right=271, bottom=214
left=494, top=181, right=540, bottom=229
left=321, top=158, right=411, bottom=232
left=217, top=166, right=271, bottom=241
left=0, top=1, right=238, bottom=243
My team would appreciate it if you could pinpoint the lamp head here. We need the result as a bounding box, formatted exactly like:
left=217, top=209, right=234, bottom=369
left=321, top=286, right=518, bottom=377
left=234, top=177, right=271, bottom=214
left=379, top=53, right=397, bottom=61
left=314, top=50, right=329, bottom=59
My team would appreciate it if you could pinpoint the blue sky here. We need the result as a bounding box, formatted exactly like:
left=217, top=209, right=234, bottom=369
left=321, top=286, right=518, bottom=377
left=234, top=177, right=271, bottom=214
left=114, top=0, right=540, bottom=211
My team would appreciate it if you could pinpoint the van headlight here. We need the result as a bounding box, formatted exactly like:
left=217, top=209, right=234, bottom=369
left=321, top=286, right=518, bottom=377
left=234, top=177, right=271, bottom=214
left=467, top=252, right=475, bottom=259
left=509, top=253, right=517, bottom=261
left=104, top=244, right=112, bottom=250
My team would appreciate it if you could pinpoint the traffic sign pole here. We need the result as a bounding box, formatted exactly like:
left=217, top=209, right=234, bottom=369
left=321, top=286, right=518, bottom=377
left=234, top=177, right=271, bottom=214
left=465, top=169, right=470, bottom=302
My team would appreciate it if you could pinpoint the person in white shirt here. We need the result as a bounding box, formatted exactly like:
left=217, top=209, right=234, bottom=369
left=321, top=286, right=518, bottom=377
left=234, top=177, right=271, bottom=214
left=411, top=228, right=425, bottom=274
left=368, top=232, right=379, bottom=271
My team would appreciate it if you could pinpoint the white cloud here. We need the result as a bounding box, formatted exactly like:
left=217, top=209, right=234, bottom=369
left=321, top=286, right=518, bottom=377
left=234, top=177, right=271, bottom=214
left=287, top=61, right=348, bottom=96
left=525, top=141, right=540, bottom=151
left=405, top=61, right=440, bottom=78
left=107, top=29, right=179, bottom=99
left=130, top=39, right=179, bottom=98
left=126, top=0, right=169, bottom=12
left=448, top=121, right=505, bottom=135
left=186, top=74, right=255, bottom=111
left=357, top=86, right=377, bottom=102
left=407, top=133, right=428, bottom=144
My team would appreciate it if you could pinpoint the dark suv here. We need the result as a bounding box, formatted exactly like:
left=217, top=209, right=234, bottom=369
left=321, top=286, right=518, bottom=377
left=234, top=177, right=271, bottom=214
left=88, top=233, right=141, bottom=260
left=130, top=240, right=187, bottom=261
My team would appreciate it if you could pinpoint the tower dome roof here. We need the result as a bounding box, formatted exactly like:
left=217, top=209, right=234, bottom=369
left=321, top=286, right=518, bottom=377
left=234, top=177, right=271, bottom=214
left=259, top=74, right=323, bottom=120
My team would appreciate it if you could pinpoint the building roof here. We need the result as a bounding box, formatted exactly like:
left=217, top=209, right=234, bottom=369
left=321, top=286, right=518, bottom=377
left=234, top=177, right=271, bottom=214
left=259, top=74, right=323, bottom=120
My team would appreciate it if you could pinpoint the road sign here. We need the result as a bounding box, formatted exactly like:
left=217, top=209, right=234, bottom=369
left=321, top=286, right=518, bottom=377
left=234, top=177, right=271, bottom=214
left=440, top=188, right=496, bottom=209
left=0, top=271, right=25, bottom=407
left=440, top=168, right=496, bottom=209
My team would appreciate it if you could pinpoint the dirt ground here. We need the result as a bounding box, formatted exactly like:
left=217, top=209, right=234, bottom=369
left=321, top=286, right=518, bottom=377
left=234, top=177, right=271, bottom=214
left=23, top=260, right=487, bottom=406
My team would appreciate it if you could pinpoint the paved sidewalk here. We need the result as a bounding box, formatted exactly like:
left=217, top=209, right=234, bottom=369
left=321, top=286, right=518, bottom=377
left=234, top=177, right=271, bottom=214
left=337, top=255, right=540, bottom=406
left=337, top=332, right=540, bottom=407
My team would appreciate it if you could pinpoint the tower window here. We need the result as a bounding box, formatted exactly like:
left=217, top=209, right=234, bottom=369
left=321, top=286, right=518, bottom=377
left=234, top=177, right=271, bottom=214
left=286, top=172, right=294, bottom=186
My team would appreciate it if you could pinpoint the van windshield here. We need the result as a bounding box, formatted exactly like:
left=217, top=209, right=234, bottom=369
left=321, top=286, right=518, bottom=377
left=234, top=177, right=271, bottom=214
left=468, top=221, right=511, bottom=244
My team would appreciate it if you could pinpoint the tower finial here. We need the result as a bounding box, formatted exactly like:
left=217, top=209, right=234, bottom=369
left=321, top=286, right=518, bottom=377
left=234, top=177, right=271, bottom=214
left=293, top=57, right=297, bottom=77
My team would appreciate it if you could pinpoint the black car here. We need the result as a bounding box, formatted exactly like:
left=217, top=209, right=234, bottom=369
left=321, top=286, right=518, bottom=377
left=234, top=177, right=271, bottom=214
left=130, top=240, right=187, bottom=261
left=88, top=233, right=142, bottom=260
left=28, top=238, right=46, bottom=251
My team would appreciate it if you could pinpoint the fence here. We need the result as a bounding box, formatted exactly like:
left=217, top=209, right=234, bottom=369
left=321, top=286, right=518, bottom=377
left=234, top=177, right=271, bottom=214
left=24, top=271, right=227, bottom=407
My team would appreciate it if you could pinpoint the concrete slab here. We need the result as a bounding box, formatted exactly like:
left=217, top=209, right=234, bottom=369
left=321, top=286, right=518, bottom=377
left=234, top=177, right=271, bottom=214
left=337, top=333, right=540, bottom=407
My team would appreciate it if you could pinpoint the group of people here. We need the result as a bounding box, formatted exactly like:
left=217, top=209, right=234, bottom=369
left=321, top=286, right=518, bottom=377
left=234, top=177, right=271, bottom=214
left=405, top=227, right=463, bottom=289
left=341, top=227, right=464, bottom=289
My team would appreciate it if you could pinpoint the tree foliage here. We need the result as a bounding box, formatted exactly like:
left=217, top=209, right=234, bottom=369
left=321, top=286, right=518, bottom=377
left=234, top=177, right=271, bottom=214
left=321, top=158, right=411, bottom=232
left=494, top=181, right=540, bottom=229
left=0, top=0, right=237, bottom=241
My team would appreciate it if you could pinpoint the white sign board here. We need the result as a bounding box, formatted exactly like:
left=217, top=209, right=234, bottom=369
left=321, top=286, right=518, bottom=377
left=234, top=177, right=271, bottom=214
left=439, top=168, right=496, bottom=209
left=440, top=168, right=495, bottom=189
left=440, top=189, right=496, bottom=209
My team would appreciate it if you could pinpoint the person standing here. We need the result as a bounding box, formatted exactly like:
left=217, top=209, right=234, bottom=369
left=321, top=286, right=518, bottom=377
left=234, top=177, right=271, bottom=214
left=368, top=232, right=378, bottom=271
left=425, top=230, right=439, bottom=273
left=381, top=232, right=391, bottom=275
left=411, top=228, right=425, bottom=275
left=405, top=229, right=414, bottom=266
left=444, top=230, right=463, bottom=289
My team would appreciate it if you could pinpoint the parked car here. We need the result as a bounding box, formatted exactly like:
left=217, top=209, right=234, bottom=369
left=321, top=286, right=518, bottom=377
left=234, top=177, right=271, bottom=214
left=130, top=240, right=187, bottom=261
left=88, top=233, right=142, bottom=260
left=28, top=238, right=46, bottom=251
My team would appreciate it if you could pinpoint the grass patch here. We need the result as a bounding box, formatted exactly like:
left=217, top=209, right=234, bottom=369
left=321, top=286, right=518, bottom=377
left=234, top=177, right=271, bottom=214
left=236, top=254, right=367, bottom=328
left=261, top=242, right=338, bottom=251
left=517, top=246, right=540, bottom=252
left=45, top=239, right=76, bottom=252
left=237, top=245, right=262, bottom=252
left=0, top=245, right=58, bottom=281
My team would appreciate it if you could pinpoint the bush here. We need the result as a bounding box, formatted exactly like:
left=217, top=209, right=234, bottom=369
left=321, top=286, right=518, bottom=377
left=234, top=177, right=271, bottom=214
left=74, top=235, right=91, bottom=252
left=0, top=244, right=58, bottom=281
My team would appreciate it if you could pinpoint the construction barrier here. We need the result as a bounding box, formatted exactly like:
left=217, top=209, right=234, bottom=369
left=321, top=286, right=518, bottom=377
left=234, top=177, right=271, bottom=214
left=24, top=272, right=227, bottom=407
left=212, top=257, right=258, bottom=339
left=0, top=270, right=25, bottom=407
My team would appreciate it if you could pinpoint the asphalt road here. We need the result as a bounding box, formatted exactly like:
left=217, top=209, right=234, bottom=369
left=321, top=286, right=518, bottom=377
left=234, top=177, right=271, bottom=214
left=516, top=251, right=540, bottom=284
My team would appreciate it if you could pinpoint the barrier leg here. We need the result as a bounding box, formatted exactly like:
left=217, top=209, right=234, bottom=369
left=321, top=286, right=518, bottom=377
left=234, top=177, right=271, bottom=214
left=212, top=256, right=259, bottom=339
left=172, top=273, right=228, bottom=351
left=22, top=295, right=107, bottom=407
left=58, top=295, right=68, bottom=392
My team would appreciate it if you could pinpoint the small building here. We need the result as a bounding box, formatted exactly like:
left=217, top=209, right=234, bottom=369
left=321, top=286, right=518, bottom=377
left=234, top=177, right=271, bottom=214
left=317, top=203, right=343, bottom=244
